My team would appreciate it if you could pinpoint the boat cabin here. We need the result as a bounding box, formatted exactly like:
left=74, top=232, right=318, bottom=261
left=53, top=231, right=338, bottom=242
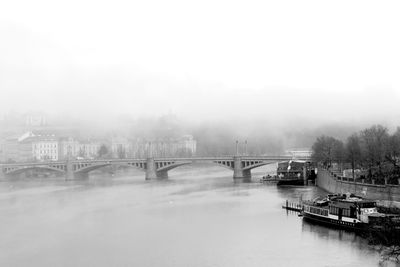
left=277, top=160, right=306, bottom=179
left=329, top=196, right=377, bottom=222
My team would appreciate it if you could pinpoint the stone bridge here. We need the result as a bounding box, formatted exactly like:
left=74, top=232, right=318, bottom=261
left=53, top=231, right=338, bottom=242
left=0, top=155, right=311, bottom=181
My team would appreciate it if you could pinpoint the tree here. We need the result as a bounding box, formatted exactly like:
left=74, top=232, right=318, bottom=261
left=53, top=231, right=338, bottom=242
left=312, top=135, right=343, bottom=167
left=387, top=127, right=400, bottom=169
left=346, top=133, right=362, bottom=179
left=332, top=139, right=345, bottom=164
left=97, top=144, right=109, bottom=159
left=360, top=125, right=390, bottom=177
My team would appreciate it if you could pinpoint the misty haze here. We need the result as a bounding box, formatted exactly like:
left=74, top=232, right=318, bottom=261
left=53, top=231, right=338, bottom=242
left=1, top=1, right=400, bottom=267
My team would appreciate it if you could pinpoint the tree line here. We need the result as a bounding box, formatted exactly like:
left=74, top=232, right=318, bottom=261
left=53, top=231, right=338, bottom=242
left=312, top=125, right=400, bottom=184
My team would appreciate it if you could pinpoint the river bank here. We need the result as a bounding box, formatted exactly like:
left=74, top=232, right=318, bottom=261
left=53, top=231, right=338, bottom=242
left=317, top=168, right=400, bottom=209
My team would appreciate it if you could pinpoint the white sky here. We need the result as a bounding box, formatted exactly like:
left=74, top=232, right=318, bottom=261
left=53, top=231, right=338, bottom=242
left=1, top=0, right=400, bottom=123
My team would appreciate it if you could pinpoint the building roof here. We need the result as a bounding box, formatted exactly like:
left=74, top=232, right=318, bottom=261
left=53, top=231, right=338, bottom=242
left=21, top=135, right=58, bottom=143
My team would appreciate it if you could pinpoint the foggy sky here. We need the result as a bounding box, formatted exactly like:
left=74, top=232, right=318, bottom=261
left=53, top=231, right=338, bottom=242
left=1, top=0, right=400, bottom=125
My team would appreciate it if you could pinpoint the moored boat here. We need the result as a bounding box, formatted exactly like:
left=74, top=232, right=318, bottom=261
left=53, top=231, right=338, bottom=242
left=277, top=178, right=305, bottom=186
left=276, top=160, right=316, bottom=186
left=260, top=174, right=279, bottom=183
left=301, top=194, right=400, bottom=232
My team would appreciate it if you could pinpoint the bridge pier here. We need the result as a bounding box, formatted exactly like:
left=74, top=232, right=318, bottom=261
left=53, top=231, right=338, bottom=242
left=65, top=160, right=75, bottom=180
left=145, top=158, right=168, bottom=180
left=233, top=156, right=251, bottom=181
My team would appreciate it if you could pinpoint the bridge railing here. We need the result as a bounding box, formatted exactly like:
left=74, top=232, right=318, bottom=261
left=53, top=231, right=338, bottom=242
left=0, top=155, right=312, bottom=166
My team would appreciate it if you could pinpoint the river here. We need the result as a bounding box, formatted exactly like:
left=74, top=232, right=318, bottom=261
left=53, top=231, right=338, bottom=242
left=0, top=164, right=396, bottom=267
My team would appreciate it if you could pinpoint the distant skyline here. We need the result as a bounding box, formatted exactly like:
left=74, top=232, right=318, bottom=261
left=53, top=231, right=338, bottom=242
left=1, top=0, right=400, bottom=125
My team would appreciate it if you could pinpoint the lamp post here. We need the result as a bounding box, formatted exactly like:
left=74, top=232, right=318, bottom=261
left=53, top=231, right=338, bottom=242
left=235, top=140, right=239, bottom=156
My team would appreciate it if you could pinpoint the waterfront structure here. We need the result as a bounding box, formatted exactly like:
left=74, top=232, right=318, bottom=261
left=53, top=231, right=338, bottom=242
left=317, top=168, right=400, bottom=202
left=1, top=134, right=197, bottom=162
left=130, top=135, right=197, bottom=158
left=1, top=132, right=59, bottom=162
left=1, top=136, right=23, bottom=162
left=171, top=135, right=197, bottom=156
left=277, top=160, right=310, bottom=185
left=1, top=131, right=103, bottom=162
left=59, top=137, right=78, bottom=159
left=1, top=132, right=38, bottom=162
left=79, top=141, right=100, bottom=159
left=285, top=149, right=312, bottom=159
left=18, top=138, right=36, bottom=161
left=111, top=137, right=131, bottom=158
left=30, top=134, right=59, bottom=161
left=301, top=194, right=398, bottom=231
left=59, top=137, right=100, bottom=160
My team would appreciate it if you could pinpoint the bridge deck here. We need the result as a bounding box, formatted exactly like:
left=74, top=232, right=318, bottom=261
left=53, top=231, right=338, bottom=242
left=0, top=155, right=311, bottom=166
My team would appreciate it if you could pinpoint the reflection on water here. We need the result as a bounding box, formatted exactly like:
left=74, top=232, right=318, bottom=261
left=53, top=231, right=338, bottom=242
left=0, top=164, right=396, bottom=267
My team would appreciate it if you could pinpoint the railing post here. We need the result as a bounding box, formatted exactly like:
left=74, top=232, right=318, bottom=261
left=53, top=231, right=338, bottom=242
left=235, top=140, right=239, bottom=156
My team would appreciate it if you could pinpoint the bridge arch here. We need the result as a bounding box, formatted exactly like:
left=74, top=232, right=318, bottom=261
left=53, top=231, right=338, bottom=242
left=154, top=160, right=235, bottom=173
left=73, top=161, right=147, bottom=175
left=242, top=160, right=278, bottom=171
left=156, top=161, right=192, bottom=172
left=3, top=166, right=66, bottom=176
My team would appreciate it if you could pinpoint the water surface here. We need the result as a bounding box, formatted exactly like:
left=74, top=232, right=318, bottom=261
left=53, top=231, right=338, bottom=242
left=0, top=164, right=395, bottom=266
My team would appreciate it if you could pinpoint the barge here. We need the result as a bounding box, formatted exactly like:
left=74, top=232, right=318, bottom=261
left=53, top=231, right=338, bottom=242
left=301, top=194, right=400, bottom=232
left=276, top=160, right=316, bottom=186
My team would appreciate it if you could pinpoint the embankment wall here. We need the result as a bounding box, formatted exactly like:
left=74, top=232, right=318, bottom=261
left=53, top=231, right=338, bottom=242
left=317, top=169, right=400, bottom=202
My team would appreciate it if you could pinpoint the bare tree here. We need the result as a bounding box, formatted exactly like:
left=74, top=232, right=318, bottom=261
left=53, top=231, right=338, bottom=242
left=312, top=135, right=343, bottom=168
left=360, top=125, right=390, bottom=179
left=346, top=133, right=362, bottom=179
left=97, top=144, right=109, bottom=159
left=387, top=127, right=400, bottom=170
left=332, top=139, right=345, bottom=164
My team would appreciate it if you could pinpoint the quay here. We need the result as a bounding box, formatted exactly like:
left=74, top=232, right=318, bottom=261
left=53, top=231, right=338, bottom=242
left=282, top=200, right=303, bottom=212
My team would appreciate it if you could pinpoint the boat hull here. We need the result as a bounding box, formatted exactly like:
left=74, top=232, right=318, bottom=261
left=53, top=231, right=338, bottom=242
left=302, top=212, right=367, bottom=232
left=277, top=179, right=304, bottom=186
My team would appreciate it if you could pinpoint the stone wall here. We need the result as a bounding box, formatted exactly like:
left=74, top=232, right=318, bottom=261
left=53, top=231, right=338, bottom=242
left=317, top=168, right=400, bottom=202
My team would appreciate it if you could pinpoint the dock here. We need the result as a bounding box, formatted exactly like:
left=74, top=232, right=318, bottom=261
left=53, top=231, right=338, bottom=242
left=282, top=200, right=303, bottom=212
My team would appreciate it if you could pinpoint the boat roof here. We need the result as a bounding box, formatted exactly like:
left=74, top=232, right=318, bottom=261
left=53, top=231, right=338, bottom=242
left=329, top=194, right=375, bottom=203
left=368, top=213, right=390, bottom=218
left=335, top=198, right=375, bottom=203
left=305, top=194, right=377, bottom=207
